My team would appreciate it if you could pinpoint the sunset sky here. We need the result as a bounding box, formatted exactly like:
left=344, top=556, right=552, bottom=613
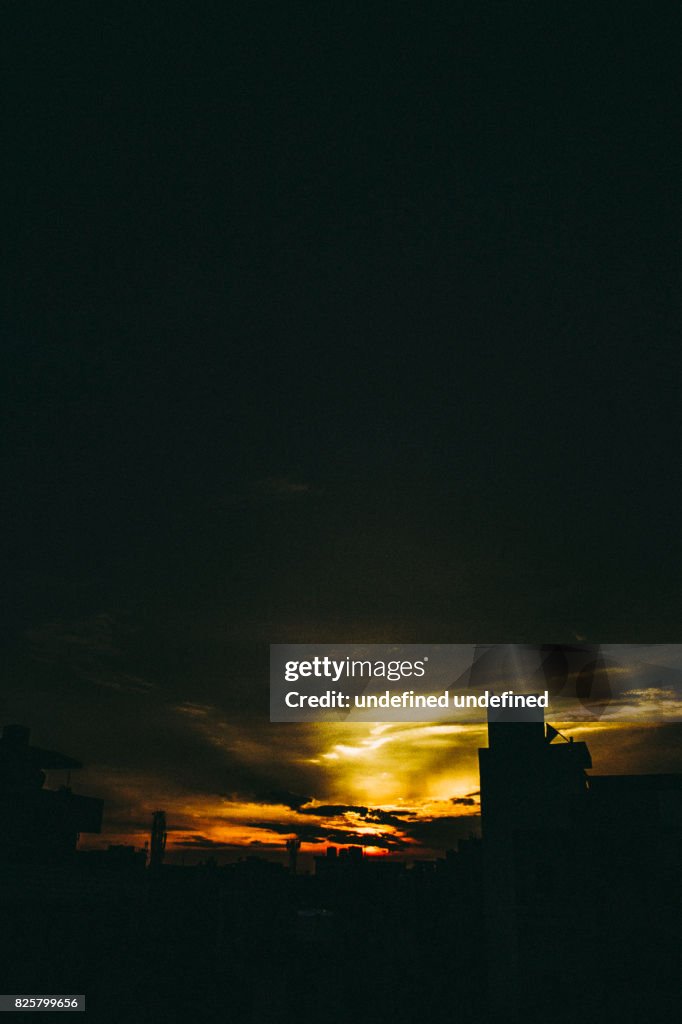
left=3, top=6, right=681, bottom=866
left=4, top=618, right=682, bottom=864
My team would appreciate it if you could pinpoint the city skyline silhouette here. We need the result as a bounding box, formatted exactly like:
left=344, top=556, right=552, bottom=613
left=1, top=704, right=679, bottom=1023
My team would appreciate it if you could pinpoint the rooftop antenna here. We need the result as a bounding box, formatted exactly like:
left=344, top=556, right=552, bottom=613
left=546, top=723, right=572, bottom=744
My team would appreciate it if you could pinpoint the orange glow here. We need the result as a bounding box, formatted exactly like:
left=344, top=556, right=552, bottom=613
left=77, top=721, right=677, bottom=861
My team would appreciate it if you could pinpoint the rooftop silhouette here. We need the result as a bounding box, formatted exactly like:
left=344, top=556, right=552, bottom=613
left=0, top=723, right=102, bottom=864
left=0, top=713, right=679, bottom=1023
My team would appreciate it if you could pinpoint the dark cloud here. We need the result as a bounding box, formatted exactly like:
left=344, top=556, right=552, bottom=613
left=174, top=835, right=227, bottom=849
left=257, top=790, right=312, bottom=811
left=217, top=477, right=318, bottom=508
left=243, top=802, right=482, bottom=852
left=399, top=816, right=481, bottom=849
left=364, top=809, right=413, bottom=828
left=450, top=797, right=477, bottom=806
left=298, top=804, right=368, bottom=817
left=296, top=804, right=412, bottom=829
left=24, top=614, right=157, bottom=695
left=244, top=820, right=408, bottom=850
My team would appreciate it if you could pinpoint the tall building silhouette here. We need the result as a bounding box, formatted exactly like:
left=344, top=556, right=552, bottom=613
left=478, top=707, right=681, bottom=1021
left=150, top=809, right=167, bottom=870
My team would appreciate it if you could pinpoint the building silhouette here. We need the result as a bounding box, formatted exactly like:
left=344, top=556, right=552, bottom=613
left=0, top=723, right=102, bottom=863
left=0, top=714, right=679, bottom=1023
left=478, top=707, right=682, bottom=1022
left=150, top=809, right=167, bottom=870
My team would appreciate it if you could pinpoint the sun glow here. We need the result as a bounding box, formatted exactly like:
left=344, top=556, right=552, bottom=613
left=78, top=719, right=664, bottom=864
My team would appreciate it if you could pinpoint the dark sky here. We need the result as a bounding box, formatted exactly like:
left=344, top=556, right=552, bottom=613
left=3, top=4, right=682, bottom=855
